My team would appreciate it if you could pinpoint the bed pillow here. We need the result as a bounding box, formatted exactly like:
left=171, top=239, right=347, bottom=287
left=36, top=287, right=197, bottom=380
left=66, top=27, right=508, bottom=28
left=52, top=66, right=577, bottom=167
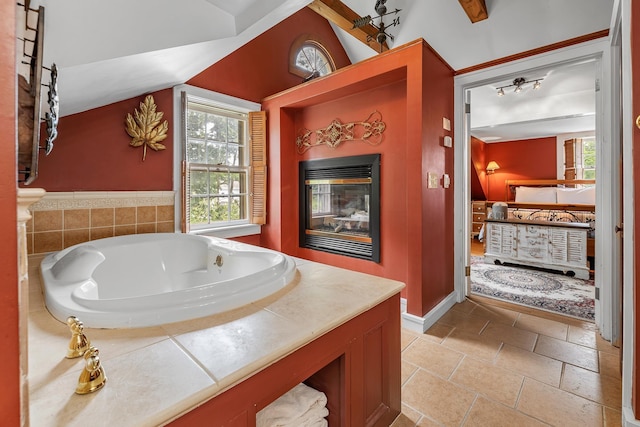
left=556, top=187, right=595, bottom=205
left=514, top=186, right=557, bottom=203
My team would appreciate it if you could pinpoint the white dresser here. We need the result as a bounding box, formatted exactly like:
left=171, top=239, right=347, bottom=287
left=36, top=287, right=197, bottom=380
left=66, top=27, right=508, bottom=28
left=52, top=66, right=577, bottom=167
left=484, top=218, right=590, bottom=279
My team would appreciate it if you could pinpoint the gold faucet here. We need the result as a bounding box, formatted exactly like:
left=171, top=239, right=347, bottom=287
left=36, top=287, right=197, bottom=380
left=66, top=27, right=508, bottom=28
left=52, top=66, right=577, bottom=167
left=66, top=316, right=90, bottom=359
left=75, top=346, right=107, bottom=394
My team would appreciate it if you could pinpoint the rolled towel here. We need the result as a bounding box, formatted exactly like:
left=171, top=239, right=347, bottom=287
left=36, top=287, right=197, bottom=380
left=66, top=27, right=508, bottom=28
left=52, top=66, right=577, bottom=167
left=256, top=383, right=328, bottom=427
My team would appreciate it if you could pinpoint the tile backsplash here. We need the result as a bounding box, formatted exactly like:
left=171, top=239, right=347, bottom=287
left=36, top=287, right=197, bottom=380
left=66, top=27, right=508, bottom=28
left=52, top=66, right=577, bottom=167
left=27, top=191, right=175, bottom=254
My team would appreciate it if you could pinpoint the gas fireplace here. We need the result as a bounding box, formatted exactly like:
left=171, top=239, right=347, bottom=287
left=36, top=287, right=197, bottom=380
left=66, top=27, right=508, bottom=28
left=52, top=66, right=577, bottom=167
left=299, top=154, right=380, bottom=262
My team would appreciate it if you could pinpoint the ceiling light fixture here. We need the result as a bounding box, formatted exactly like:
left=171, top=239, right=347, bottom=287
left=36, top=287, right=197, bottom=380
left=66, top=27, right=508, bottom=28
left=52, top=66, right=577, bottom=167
left=496, top=77, right=543, bottom=96
left=352, top=0, right=402, bottom=53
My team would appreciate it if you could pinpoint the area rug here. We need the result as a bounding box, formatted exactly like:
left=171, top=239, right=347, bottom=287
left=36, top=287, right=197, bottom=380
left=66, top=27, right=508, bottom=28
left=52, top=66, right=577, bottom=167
left=470, top=256, right=595, bottom=321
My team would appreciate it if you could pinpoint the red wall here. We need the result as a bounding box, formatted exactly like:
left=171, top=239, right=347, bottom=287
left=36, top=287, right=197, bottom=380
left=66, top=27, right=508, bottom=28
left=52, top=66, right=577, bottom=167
left=261, top=40, right=455, bottom=317
left=1, top=2, right=20, bottom=424
left=187, top=7, right=351, bottom=103
left=484, top=136, right=557, bottom=200
left=33, top=89, right=174, bottom=191
left=470, top=136, right=487, bottom=200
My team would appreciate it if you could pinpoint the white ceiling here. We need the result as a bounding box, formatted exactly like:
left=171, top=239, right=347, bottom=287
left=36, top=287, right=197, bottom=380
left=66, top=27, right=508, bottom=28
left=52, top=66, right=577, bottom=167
left=30, top=0, right=614, bottom=140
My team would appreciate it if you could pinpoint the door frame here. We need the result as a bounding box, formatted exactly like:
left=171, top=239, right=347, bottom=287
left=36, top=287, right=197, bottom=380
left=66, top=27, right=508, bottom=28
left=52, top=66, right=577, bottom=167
left=453, top=37, right=618, bottom=342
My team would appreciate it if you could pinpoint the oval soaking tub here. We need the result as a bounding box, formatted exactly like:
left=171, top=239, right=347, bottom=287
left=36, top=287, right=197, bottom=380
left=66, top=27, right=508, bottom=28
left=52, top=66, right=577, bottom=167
left=40, top=233, right=297, bottom=328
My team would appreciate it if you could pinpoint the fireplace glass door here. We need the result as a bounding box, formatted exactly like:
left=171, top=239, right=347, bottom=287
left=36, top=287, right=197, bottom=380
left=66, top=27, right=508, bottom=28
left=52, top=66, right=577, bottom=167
left=299, top=154, right=380, bottom=262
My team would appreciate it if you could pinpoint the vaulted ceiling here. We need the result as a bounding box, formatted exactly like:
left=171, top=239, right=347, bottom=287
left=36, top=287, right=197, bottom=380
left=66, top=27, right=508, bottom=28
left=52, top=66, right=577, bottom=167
left=30, top=0, right=614, bottom=140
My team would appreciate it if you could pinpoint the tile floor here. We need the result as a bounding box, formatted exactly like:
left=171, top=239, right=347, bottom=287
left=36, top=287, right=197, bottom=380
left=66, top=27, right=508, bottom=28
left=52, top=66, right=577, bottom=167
left=392, top=298, right=622, bottom=427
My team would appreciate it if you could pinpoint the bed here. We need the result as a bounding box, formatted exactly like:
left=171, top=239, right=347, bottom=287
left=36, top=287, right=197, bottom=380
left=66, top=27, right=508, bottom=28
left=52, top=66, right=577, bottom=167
left=480, top=179, right=596, bottom=274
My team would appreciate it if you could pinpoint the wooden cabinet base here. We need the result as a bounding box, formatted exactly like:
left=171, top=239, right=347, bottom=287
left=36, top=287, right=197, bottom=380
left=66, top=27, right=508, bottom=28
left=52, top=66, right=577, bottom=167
left=169, top=294, right=401, bottom=427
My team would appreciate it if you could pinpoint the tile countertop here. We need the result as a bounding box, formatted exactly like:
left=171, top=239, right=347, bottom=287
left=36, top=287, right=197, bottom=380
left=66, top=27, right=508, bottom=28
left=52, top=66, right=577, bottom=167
left=26, top=254, right=405, bottom=427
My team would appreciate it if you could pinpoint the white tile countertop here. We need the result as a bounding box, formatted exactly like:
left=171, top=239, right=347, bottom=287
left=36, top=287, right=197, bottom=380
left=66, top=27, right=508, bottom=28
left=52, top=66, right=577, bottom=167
left=26, top=254, right=404, bottom=426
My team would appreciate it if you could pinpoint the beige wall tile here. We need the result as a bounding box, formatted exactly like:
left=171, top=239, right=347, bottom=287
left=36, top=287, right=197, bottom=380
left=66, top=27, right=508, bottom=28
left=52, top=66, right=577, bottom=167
left=561, top=364, right=621, bottom=409
left=495, top=344, right=563, bottom=387
left=26, top=232, right=33, bottom=255
left=402, top=369, right=476, bottom=426
left=64, top=229, right=90, bottom=248
left=137, top=223, right=156, bottom=234
left=91, top=208, right=114, bottom=227
left=34, top=231, right=63, bottom=253
left=156, top=221, right=174, bottom=233
left=518, top=378, right=603, bottom=426
left=33, top=210, right=62, bottom=232
left=402, top=337, right=464, bottom=379
left=115, top=225, right=136, bottom=236
left=115, top=207, right=136, bottom=225
left=464, top=396, right=547, bottom=427
left=137, top=206, right=156, bottom=223
left=157, top=205, right=174, bottom=222
left=91, top=227, right=114, bottom=240
left=64, top=209, right=90, bottom=229
left=450, top=356, right=524, bottom=407
left=26, top=218, right=33, bottom=233
left=534, top=335, right=599, bottom=372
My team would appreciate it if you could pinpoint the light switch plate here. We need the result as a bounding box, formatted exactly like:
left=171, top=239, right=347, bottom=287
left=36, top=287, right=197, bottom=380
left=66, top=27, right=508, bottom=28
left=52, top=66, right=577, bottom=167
left=443, top=117, right=451, bottom=131
left=444, top=135, right=452, bottom=147
left=443, top=173, right=451, bottom=188
left=428, top=172, right=439, bottom=189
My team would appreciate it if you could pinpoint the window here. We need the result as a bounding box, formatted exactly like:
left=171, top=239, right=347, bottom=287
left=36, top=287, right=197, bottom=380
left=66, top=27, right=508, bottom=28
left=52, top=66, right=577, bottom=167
left=311, top=184, right=332, bottom=214
left=176, top=86, right=266, bottom=235
left=564, top=137, right=596, bottom=180
left=289, top=35, right=336, bottom=81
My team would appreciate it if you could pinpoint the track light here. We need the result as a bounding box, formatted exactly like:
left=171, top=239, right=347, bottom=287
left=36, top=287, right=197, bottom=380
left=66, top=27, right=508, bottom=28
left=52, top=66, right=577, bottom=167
left=496, top=77, right=543, bottom=96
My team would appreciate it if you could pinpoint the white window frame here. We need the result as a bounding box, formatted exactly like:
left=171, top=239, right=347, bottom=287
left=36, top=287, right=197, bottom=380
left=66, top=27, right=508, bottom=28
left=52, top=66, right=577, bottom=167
left=555, top=131, right=596, bottom=180
left=173, top=84, right=261, bottom=238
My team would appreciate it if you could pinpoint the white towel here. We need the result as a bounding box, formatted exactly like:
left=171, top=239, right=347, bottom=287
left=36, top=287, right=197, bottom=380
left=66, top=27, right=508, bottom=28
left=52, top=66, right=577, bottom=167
left=256, top=383, right=329, bottom=427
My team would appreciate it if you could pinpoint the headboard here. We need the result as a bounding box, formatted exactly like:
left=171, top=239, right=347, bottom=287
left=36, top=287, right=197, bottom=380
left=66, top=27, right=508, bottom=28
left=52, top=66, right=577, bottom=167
left=503, top=179, right=596, bottom=211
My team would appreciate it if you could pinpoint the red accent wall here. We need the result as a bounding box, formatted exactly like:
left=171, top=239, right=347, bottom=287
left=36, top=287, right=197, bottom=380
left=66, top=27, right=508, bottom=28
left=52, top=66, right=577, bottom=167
left=261, top=40, right=455, bottom=317
left=470, top=136, right=487, bottom=200
left=1, top=2, right=20, bottom=424
left=187, top=7, right=351, bottom=103
left=33, top=89, right=174, bottom=191
left=484, top=137, right=557, bottom=200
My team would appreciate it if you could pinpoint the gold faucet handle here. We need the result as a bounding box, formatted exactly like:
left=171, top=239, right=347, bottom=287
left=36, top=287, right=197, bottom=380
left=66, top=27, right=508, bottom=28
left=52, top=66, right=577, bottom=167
left=66, top=316, right=91, bottom=359
left=75, top=346, right=107, bottom=394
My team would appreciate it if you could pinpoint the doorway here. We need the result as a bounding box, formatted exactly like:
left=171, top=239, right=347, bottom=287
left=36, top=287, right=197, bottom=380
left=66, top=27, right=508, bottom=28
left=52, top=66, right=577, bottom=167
left=453, top=38, right=621, bottom=343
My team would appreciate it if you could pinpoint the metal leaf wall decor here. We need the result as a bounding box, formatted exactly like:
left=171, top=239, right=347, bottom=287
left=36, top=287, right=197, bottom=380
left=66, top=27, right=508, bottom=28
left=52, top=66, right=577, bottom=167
left=295, top=111, right=386, bottom=154
left=125, top=95, right=168, bottom=161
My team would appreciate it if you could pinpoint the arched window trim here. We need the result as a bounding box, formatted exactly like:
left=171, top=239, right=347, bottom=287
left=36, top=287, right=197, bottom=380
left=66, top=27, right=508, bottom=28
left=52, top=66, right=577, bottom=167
left=289, top=34, right=336, bottom=80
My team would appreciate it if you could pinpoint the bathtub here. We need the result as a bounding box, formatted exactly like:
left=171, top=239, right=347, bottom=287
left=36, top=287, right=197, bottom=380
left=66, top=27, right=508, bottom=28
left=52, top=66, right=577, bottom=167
left=40, top=233, right=297, bottom=328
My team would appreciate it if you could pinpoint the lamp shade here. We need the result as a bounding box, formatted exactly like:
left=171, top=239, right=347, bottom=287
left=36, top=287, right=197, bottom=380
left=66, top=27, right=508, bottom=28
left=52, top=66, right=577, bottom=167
left=486, top=161, right=500, bottom=173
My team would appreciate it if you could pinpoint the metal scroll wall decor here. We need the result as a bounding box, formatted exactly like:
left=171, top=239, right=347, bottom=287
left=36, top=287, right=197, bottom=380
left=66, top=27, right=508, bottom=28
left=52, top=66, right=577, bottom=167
left=295, top=111, right=386, bottom=154
left=125, top=95, right=169, bottom=161
left=43, top=63, right=59, bottom=155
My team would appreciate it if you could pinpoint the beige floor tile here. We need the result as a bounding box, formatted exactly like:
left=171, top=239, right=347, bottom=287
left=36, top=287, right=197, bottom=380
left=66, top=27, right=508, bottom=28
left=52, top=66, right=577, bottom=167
left=600, top=350, right=622, bottom=379
left=567, top=324, right=598, bottom=349
left=518, top=378, right=604, bottom=427
left=391, top=404, right=422, bottom=427
left=402, top=337, right=464, bottom=378
left=436, top=310, right=489, bottom=334
left=417, top=416, right=444, bottom=426
left=402, top=360, right=419, bottom=386
left=402, top=369, right=476, bottom=427
left=495, top=344, right=563, bottom=387
left=402, top=328, right=420, bottom=350
left=514, top=313, right=569, bottom=340
left=604, top=406, right=623, bottom=427
left=480, top=321, right=538, bottom=351
left=441, top=328, right=503, bottom=362
left=423, top=323, right=454, bottom=344
left=450, top=356, right=524, bottom=407
left=561, top=364, right=622, bottom=409
left=468, top=304, right=519, bottom=326
left=535, top=334, right=599, bottom=372
left=462, top=396, right=547, bottom=427
left=450, top=299, right=479, bottom=314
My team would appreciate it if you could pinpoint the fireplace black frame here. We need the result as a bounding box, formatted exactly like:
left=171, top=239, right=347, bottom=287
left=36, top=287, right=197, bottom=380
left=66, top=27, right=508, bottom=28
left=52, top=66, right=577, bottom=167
left=299, top=154, right=380, bottom=262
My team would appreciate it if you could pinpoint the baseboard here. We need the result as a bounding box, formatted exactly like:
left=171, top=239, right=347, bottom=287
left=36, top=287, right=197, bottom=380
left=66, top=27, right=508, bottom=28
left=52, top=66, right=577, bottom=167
left=623, top=407, right=640, bottom=427
left=400, top=292, right=458, bottom=333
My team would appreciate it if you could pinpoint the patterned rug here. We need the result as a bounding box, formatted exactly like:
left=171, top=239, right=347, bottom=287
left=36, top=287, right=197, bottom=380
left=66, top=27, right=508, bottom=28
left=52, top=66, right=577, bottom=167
left=470, top=256, right=595, bottom=321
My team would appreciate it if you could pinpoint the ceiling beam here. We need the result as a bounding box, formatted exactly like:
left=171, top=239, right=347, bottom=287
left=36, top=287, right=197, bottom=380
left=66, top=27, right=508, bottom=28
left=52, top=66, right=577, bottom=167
left=308, top=0, right=389, bottom=52
left=458, top=0, right=488, bottom=23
